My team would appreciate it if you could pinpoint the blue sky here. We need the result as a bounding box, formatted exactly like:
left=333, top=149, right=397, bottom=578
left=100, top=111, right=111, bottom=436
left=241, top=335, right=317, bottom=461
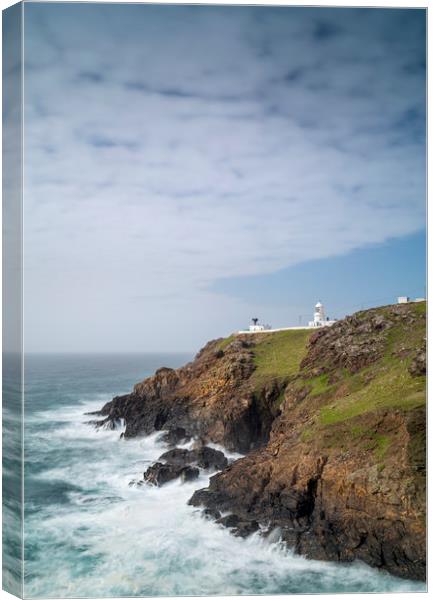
left=22, top=4, right=426, bottom=352
left=214, top=230, right=426, bottom=328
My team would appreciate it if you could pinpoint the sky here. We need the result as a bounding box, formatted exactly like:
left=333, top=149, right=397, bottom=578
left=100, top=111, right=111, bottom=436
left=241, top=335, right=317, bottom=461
left=22, top=3, right=426, bottom=353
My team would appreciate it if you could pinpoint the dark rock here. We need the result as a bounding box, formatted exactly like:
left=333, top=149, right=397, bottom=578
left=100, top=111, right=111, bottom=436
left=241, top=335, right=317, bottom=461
left=159, top=427, right=191, bottom=446
left=234, top=520, right=259, bottom=538
left=87, top=417, right=122, bottom=431
left=217, top=513, right=241, bottom=528
left=215, top=514, right=258, bottom=536
left=203, top=507, right=221, bottom=520
left=159, top=448, right=192, bottom=467
left=143, top=462, right=198, bottom=486
left=188, top=488, right=215, bottom=508
left=195, top=447, right=228, bottom=470
left=180, top=466, right=200, bottom=483
left=143, top=462, right=179, bottom=486
left=158, top=446, right=228, bottom=471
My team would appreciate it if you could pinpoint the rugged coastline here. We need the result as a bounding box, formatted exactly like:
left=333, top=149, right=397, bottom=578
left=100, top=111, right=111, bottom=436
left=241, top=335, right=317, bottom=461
left=92, top=301, right=426, bottom=582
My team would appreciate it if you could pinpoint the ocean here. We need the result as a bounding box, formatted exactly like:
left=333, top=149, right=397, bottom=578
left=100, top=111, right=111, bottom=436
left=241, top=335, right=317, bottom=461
left=13, top=353, right=425, bottom=597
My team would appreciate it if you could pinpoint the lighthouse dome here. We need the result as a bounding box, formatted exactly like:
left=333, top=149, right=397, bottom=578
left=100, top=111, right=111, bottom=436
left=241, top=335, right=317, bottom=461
left=315, top=301, right=323, bottom=308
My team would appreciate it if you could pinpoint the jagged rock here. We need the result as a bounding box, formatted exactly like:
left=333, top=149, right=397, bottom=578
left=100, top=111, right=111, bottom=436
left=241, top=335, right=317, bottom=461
left=143, top=462, right=199, bottom=486
left=159, top=446, right=228, bottom=471
left=87, top=416, right=122, bottom=430
left=217, top=513, right=241, bottom=528
left=158, top=448, right=193, bottom=467
left=215, top=513, right=259, bottom=537
left=301, top=309, right=394, bottom=374
left=203, top=507, right=221, bottom=520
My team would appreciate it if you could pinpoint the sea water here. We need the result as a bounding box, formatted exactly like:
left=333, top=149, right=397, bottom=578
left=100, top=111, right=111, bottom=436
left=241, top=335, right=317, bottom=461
left=17, top=353, right=425, bottom=597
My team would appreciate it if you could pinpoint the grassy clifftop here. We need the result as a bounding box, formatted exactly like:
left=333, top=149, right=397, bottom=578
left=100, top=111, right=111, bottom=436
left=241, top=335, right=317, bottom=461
left=218, top=301, right=425, bottom=451
left=249, top=329, right=312, bottom=387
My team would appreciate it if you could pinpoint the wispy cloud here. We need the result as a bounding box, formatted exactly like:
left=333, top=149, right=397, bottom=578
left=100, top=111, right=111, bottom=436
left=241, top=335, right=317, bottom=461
left=22, top=4, right=426, bottom=351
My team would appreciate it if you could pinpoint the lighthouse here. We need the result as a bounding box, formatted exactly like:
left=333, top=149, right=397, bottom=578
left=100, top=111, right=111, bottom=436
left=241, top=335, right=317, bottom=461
left=308, top=301, right=336, bottom=328
left=313, top=302, right=325, bottom=326
left=238, top=301, right=337, bottom=334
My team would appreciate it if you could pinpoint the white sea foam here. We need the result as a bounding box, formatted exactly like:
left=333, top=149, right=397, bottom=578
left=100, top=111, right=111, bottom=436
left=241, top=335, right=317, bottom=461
left=24, top=394, right=426, bottom=598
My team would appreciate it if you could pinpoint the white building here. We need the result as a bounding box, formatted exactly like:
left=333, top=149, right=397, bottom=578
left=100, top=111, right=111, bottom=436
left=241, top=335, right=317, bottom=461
left=248, top=318, right=268, bottom=332
left=237, top=303, right=337, bottom=334
left=397, top=296, right=425, bottom=304
left=308, top=302, right=336, bottom=328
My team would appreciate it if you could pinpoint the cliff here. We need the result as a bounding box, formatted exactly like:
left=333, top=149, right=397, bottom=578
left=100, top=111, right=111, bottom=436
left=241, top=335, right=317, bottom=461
left=95, top=301, right=426, bottom=581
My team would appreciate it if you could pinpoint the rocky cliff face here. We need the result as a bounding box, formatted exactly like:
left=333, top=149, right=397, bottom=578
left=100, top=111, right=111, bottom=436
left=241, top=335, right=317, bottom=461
left=94, top=302, right=426, bottom=581
left=95, top=334, right=290, bottom=453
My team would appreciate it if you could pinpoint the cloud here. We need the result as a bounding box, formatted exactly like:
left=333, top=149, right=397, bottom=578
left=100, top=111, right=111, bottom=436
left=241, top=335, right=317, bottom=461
left=77, top=71, right=105, bottom=83
left=22, top=4, right=426, bottom=351
left=312, top=20, right=342, bottom=41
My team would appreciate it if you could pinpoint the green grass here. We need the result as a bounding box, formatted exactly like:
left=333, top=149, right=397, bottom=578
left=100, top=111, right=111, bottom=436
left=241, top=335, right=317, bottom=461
left=412, top=300, right=427, bottom=316
left=305, top=373, right=332, bottom=397
left=374, top=434, right=391, bottom=460
left=358, top=432, right=390, bottom=458
left=304, top=420, right=391, bottom=463
left=320, top=367, right=425, bottom=425
left=251, top=329, right=312, bottom=388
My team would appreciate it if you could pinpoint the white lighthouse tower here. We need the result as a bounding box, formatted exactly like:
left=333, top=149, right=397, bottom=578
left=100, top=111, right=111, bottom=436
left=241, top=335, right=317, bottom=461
left=308, top=301, right=336, bottom=328
left=314, top=302, right=325, bottom=326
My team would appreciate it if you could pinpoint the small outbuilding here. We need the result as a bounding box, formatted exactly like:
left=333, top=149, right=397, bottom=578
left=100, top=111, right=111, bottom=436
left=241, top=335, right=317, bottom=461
left=249, top=318, right=265, bottom=332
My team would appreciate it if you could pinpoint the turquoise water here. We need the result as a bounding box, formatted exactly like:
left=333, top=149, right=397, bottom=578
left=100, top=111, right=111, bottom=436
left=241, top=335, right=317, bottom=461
left=20, top=353, right=425, bottom=597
